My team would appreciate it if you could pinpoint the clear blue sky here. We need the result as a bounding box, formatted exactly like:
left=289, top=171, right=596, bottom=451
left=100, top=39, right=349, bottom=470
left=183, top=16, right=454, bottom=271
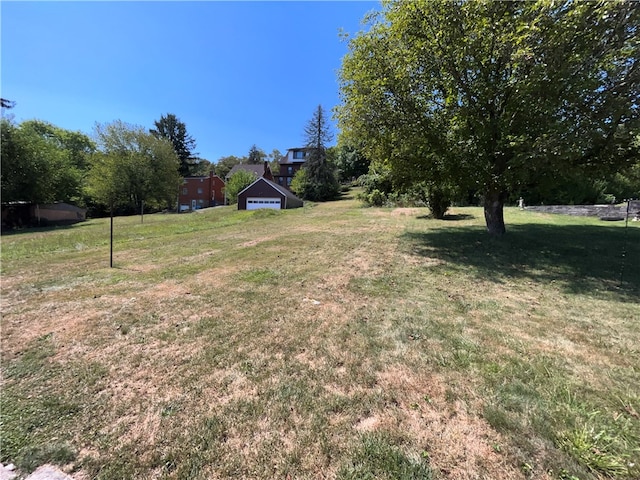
left=1, top=1, right=379, bottom=163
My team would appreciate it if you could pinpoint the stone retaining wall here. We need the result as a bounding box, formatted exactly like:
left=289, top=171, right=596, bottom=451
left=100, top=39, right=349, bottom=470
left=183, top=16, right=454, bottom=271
left=525, top=200, right=640, bottom=220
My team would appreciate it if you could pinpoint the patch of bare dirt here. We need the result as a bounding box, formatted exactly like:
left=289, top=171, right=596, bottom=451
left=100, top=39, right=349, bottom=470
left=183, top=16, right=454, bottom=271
left=192, top=264, right=242, bottom=289
left=144, top=280, right=193, bottom=299
left=1, top=300, right=106, bottom=359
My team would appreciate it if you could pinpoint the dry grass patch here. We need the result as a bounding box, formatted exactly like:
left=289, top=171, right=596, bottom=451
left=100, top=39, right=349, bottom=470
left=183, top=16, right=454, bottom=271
left=1, top=201, right=638, bottom=479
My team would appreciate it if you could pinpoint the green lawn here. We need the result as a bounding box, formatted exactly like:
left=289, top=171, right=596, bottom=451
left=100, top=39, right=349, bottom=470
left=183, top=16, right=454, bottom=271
left=1, top=194, right=639, bottom=479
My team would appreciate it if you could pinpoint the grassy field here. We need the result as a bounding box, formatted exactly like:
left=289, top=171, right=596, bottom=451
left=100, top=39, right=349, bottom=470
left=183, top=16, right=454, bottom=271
left=1, top=192, right=639, bottom=480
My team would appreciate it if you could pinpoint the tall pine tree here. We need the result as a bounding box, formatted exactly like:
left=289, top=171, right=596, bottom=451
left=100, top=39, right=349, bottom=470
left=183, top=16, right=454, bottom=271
left=294, top=105, right=339, bottom=201
left=150, top=113, right=197, bottom=177
left=246, top=144, right=266, bottom=164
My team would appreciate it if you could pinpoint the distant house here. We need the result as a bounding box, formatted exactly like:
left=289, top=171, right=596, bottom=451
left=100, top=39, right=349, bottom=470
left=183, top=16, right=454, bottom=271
left=276, top=147, right=311, bottom=190
left=225, top=164, right=265, bottom=182
left=237, top=165, right=303, bottom=210
left=178, top=171, right=225, bottom=212
left=1, top=202, right=86, bottom=229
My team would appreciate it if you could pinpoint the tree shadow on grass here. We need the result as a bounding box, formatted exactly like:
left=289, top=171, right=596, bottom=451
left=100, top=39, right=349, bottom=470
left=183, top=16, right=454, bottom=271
left=402, top=223, right=640, bottom=302
left=417, top=213, right=475, bottom=221
left=1, top=222, right=91, bottom=236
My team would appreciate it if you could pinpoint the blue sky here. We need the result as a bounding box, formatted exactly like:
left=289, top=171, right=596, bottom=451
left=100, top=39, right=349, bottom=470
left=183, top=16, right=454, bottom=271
left=1, top=1, right=379, bottom=163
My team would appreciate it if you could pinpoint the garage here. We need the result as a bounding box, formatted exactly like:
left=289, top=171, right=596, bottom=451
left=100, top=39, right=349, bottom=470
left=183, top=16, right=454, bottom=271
left=237, top=177, right=303, bottom=210
left=246, top=197, right=281, bottom=210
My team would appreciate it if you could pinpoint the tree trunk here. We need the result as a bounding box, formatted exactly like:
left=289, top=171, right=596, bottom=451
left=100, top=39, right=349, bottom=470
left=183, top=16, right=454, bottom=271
left=483, top=190, right=506, bottom=236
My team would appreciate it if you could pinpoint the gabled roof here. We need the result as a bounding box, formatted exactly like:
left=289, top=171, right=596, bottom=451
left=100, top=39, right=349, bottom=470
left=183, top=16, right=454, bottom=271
left=237, top=177, right=303, bottom=202
left=226, top=164, right=264, bottom=179
left=183, top=173, right=225, bottom=185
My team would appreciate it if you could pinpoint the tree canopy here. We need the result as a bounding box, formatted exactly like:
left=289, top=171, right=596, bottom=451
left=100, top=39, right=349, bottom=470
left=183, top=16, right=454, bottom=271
left=268, top=148, right=283, bottom=173
left=215, top=155, right=245, bottom=179
left=87, top=120, right=181, bottom=212
left=334, top=141, right=370, bottom=183
left=337, top=0, right=639, bottom=234
left=1, top=98, right=16, bottom=109
left=1, top=119, right=95, bottom=204
left=190, top=158, right=214, bottom=176
left=150, top=113, right=197, bottom=176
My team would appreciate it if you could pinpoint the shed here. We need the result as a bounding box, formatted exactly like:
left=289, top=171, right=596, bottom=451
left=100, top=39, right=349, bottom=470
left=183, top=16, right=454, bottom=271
left=237, top=177, right=303, bottom=210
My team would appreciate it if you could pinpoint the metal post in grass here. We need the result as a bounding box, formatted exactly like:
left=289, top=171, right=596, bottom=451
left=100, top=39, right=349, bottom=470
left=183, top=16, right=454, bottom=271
left=619, top=199, right=632, bottom=287
left=110, top=200, right=114, bottom=268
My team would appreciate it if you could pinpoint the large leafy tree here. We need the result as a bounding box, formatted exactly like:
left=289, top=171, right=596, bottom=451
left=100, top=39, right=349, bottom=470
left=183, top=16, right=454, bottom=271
left=334, top=141, right=370, bottom=183
left=150, top=113, right=197, bottom=176
left=87, top=120, right=181, bottom=212
left=296, top=105, right=339, bottom=201
left=1, top=119, right=94, bottom=204
left=337, top=0, right=639, bottom=235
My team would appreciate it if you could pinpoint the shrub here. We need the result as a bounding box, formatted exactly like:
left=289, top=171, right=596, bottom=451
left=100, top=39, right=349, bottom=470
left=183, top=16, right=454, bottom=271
left=225, top=170, right=257, bottom=204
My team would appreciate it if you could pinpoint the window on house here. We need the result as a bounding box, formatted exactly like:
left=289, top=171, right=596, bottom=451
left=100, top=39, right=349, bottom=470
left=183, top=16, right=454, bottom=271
left=287, top=166, right=293, bottom=175
left=197, top=188, right=203, bottom=194
left=286, top=177, right=292, bottom=186
left=293, top=150, right=305, bottom=159
left=278, top=177, right=284, bottom=185
left=182, top=188, right=188, bottom=195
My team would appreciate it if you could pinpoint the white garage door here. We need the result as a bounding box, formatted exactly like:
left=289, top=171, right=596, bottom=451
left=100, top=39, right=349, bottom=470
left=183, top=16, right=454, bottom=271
left=246, top=197, right=281, bottom=210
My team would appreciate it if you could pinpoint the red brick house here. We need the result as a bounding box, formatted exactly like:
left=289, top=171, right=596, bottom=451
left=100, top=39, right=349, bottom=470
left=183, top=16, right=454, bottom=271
left=276, top=147, right=311, bottom=190
left=178, top=172, right=225, bottom=212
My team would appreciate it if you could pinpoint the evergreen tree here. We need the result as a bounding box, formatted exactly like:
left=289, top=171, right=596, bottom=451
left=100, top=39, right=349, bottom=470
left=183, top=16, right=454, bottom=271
left=150, top=113, right=197, bottom=176
left=246, top=144, right=266, bottom=164
left=298, top=105, right=339, bottom=201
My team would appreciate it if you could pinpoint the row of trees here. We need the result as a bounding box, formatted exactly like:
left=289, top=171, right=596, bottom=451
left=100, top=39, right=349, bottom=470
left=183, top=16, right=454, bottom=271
left=337, top=0, right=640, bottom=235
left=0, top=109, right=299, bottom=216
left=1, top=103, right=357, bottom=215
left=1, top=113, right=196, bottom=216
